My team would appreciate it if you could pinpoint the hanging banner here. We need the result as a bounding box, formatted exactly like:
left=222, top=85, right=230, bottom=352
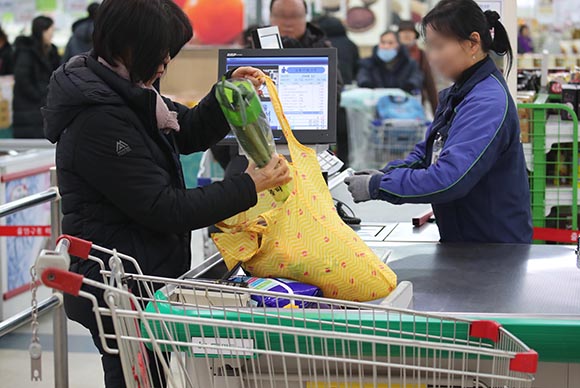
left=36, top=0, right=57, bottom=12
left=13, top=0, right=35, bottom=23
left=0, top=0, right=15, bottom=17
left=64, top=0, right=90, bottom=13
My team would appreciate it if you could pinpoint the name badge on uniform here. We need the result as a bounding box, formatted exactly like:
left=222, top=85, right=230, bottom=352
left=431, top=133, right=445, bottom=165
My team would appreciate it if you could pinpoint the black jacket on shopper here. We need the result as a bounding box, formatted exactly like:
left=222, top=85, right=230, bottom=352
left=0, top=42, right=13, bottom=75
left=357, top=46, right=423, bottom=93
left=316, top=16, right=359, bottom=85
left=43, top=54, right=257, bottom=303
left=13, top=36, right=60, bottom=138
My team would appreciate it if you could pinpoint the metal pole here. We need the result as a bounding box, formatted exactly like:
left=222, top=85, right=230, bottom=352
left=0, top=296, right=61, bottom=338
left=50, top=167, right=68, bottom=388
left=0, top=189, right=58, bottom=219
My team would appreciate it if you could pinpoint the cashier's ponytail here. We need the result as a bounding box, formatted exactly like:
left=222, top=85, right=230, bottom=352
left=422, top=0, right=513, bottom=75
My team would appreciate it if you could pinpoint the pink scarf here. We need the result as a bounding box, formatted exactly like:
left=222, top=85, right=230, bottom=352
left=98, top=57, right=180, bottom=133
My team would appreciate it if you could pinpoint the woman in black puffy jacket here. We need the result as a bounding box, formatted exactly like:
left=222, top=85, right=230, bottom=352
left=42, top=0, right=290, bottom=386
left=13, top=16, right=60, bottom=138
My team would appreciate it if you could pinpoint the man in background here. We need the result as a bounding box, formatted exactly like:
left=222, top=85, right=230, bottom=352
left=63, top=2, right=100, bottom=62
left=398, top=20, right=438, bottom=115
left=270, top=0, right=328, bottom=48
left=213, top=0, right=348, bottom=171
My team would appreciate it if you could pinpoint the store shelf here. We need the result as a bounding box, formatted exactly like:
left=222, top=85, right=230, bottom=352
left=523, top=143, right=533, bottom=171
left=544, top=114, right=576, bottom=149
left=524, top=115, right=577, bottom=173
left=544, top=186, right=577, bottom=216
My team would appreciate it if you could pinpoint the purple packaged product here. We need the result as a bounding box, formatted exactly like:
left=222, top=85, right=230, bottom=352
left=229, top=276, right=323, bottom=308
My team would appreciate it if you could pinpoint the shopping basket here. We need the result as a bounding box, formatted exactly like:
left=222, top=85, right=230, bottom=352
left=37, top=235, right=538, bottom=388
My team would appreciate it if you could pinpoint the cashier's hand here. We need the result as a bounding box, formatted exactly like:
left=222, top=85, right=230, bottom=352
left=246, top=154, right=292, bottom=194
left=344, top=174, right=374, bottom=203
left=231, top=67, right=265, bottom=89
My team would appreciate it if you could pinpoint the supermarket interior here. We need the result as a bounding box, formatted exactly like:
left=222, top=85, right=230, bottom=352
left=0, top=0, right=579, bottom=387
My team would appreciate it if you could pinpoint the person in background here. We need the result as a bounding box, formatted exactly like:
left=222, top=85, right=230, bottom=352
left=270, top=0, right=329, bottom=48
left=213, top=0, right=347, bottom=170
left=518, top=24, right=534, bottom=54
left=316, top=15, right=359, bottom=85
left=357, top=30, right=423, bottom=93
left=63, top=2, right=100, bottom=62
left=13, top=16, right=60, bottom=138
left=0, top=26, right=13, bottom=75
left=398, top=20, right=438, bottom=114
left=345, top=0, right=532, bottom=244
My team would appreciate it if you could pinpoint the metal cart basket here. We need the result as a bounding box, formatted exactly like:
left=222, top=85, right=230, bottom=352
left=346, top=106, right=426, bottom=171
left=37, top=235, right=538, bottom=388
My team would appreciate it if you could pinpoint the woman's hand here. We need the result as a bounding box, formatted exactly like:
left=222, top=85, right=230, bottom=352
left=246, top=154, right=292, bottom=194
left=231, top=66, right=265, bottom=89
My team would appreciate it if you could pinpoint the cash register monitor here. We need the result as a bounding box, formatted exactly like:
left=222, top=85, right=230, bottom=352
left=217, top=48, right=338, bottom=145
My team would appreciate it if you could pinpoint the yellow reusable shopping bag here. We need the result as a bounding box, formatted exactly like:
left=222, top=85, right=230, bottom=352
left=212, top=76, right=397, bottom=302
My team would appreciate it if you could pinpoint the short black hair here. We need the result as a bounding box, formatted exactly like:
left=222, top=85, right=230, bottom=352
left=519, top=24, right=529, bottom=35
left=93, top=0, right=193, bottom=83
left=270, top=0, right=307, bottom=13
left=380, top=30, right=399, bottom=43
left=422, top=0, right=513, bottom=75
left=31, top=16, right=54, bottom=44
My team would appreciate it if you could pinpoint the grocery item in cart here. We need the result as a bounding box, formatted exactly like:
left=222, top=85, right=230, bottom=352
left=215, top=77, right=290, bottom=202
left=376, top=93, right=425, bottom=121
left=213, top=76, right=397, bottom=302
left=229, top=276, right=322, bottom=308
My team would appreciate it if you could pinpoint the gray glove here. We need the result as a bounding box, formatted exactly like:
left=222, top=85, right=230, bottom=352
left=354, top=169, right=383, bottom=177
left=344, top=174, right=373, bottom=203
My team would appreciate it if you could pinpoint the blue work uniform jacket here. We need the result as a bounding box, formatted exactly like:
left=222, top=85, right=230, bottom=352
left=369, top=56, right=533, bottom=243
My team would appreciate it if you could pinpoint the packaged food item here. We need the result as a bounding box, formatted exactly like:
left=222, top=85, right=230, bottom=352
left=215, top=78, right=290, bottom=202
left=561, top=84, right=579, bottom=121
left=229, top=276, right=322, bottom=308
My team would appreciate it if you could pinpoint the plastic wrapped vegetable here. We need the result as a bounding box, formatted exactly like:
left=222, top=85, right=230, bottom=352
left=216, top=78, right=290, bottom=202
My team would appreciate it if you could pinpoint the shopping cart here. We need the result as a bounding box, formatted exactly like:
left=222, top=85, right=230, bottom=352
left=345, top=107, right=426, bottom=171
left=36, top=235, right=538, bottom=388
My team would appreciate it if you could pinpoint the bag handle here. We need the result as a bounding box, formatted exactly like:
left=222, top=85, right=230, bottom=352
left=259, top=76, right=308, bottom=157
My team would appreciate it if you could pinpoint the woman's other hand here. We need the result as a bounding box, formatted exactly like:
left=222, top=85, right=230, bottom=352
left=231, top=66, right=265, bottom=89
left=246, top=154, right=292, bottom=194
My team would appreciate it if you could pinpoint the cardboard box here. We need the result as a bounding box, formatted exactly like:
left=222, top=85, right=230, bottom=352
left=518, top=107, right=531, bottom=143
left=0, top=99, right=9, bottom=129
left=517, top=92, right=535, bottom=143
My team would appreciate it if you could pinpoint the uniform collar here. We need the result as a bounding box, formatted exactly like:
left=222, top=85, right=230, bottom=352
left=453, top=55, right=496, bottom=92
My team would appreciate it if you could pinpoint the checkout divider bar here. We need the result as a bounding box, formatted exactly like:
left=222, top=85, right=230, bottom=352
left=0, top=167, right=68, bottom=388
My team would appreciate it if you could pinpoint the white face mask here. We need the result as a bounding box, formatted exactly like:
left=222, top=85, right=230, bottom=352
left=377, top=48, right=398, bottom=63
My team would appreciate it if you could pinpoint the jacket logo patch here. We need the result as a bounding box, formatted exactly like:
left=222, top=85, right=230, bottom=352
left=116, top=140, right=132, bottom=156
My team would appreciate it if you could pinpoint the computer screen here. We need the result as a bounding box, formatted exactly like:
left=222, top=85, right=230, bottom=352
left=217, top=48, right=338, bottom=145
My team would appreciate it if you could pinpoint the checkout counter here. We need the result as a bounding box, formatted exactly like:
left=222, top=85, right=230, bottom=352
left=187, top=168, right=580, bottom=387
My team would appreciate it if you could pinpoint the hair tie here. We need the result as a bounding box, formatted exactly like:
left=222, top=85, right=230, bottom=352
left=484, top=10, right=500, bottom=28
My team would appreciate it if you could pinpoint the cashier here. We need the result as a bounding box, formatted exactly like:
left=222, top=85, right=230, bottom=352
left=42, top=0, right=290, bottom=386
left=345, top=0, right=533, bottom=244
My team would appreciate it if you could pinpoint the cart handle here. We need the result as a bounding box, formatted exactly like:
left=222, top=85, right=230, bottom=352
left=56, top=235, right=92, bottom=259
left=41, top=268, right=84, bottom=296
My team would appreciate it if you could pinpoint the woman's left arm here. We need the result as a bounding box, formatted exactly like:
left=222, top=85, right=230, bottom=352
left=170, top=67, right=264, bottom=155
